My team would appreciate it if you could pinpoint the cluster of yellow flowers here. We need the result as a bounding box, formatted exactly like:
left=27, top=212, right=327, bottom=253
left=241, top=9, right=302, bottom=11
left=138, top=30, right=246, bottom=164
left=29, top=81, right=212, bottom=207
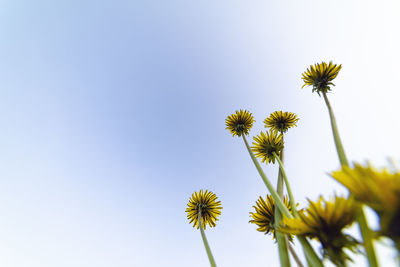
left=185, top=62, right=400, bottom=267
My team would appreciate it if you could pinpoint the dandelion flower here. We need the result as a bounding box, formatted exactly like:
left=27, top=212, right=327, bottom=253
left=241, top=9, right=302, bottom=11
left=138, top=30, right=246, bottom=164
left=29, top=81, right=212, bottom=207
left=225, top=110, right=255, bottom=137
left=251, top=130, right=284, bottom=164
left=279, top=196, right=359, bottom=265
left=186, top=190, right=222, bottom=229
left=302, top=61, right=342, bottom=95
left=250, top=195, right=295, bottom=240
left=264, top=111, right=299, bottom=133
left=331, top=164, right=400, bottom=245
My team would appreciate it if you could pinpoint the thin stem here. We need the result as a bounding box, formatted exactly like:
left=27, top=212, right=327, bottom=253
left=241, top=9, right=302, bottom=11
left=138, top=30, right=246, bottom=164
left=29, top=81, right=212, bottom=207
left=357, top=208, right=379, bottom=267
left=198, top=212, right=217, bottom=267
left=277, top=142, right=285, bottom=198
left=297, top=236, right=323, bottom=267
left=322, top=92, right=379, bottom=267
left=273, top=152, right=299, bottom=218
left=275, top=210, right=291, bottom=267
left=242, top=135, right=323, bottom=267
left=276, top=146, right=303, bottom=267
left=275, top=145, right=291, bottom=267
left=305, top=256, right=313, bottom=267
left=322, top=92, right=349, bottom=167
left=288, top=241, right=305, bottom=267
left=242, top=135, right=292, bottom=218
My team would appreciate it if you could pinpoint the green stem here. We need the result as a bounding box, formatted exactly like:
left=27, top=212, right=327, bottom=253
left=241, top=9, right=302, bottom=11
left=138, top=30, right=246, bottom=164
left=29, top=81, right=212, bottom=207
left=322, top=92, right=379, bottom=267
left=273, top=152, right=299, bottom=218
left=275, top=146, right=291, bottom=267
left=198, top=212, right=217, bottom=267
left=297, top=236, right=323, bottom=267
left=277, top=143, right=285, bottom=198
left=242, top=135, right=292, bottom=218
left=242, top=135, right=323, bottom=267
left=277, top=141, right=304, bottom=267
left=305, top=256, right=313, bottom=267
left=275, top=210, right=291, bottom=267
left=288, top=241, right=305, bottom=267
left=357, top=208, right=379, bottom=267
left=322, top=92, right=349, bottom=167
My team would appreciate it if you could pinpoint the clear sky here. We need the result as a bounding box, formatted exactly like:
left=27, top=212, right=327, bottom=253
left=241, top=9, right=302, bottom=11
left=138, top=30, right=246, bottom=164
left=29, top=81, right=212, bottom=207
left=1, top=0, right=400, bottom=266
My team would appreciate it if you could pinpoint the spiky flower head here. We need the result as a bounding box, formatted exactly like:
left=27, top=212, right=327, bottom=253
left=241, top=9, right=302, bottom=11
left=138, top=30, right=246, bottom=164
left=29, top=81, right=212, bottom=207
left=225, top=109, right=255, bottom=137
left=251, top=130, right=284, bottom=164
left=279, top=196, right=359, bottom=265
left=302, top=61, right=342, bottom=95
left=331, top=163, right=400, bottom=246
left=249, top=195, right=296, bottom=241
left=264, top=111, right=299, bottom=133
left=186, top=190, right=222, bottom=230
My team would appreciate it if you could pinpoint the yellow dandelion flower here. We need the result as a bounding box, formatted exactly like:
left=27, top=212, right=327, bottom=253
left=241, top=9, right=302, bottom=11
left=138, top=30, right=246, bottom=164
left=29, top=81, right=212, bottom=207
left=279, top=196, right=359, bottom=265
left=186, top=190, right=222, bottom=230
left=225, top=110, right=255, bottom=137
left=264, top=111, right=299, bottom=133
left=251, top=130, right=284, bottom=164
left=331, top=164, right=400, bottom=244
left=249, top=195, right=295, bottom=241
left=302, top=61, right=342, bottom=95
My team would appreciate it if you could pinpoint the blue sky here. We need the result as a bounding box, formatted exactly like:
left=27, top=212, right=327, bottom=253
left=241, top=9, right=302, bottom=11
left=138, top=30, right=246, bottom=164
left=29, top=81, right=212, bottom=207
left=1, top=0, right=400, bottom=266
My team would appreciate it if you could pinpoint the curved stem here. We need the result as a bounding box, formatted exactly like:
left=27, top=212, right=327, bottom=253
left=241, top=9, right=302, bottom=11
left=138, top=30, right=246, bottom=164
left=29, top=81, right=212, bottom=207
left=242, top=135, right=323, bottom=267
left=198, top=212, right=217, bottom=267
left=273, top=152, right=299, bottom=218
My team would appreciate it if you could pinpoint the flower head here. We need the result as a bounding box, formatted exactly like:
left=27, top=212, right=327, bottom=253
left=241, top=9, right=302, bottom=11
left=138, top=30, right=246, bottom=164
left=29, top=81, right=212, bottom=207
left=225, top=110, right=255, bottom=137
left=331, top=163, right=400, bottom=244
left=302, top=61, right=342, bottom=95
left=251, top=130, right=284, bottom=164
left=186, top=190, right=222, bottom=230
left=279, top=196, right=359, bottom=265
left=249, top=195, right=295, bottom=241
left=264, top=111, right=299, bottom=133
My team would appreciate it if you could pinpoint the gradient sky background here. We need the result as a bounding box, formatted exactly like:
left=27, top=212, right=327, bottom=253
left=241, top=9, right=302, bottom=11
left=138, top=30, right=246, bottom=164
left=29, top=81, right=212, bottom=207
left=1, top=0, right=400, bottom=266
